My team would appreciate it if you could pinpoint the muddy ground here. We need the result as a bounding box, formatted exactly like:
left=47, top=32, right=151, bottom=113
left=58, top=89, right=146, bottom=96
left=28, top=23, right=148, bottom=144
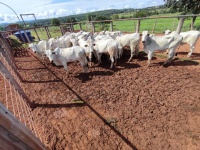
left=1, top=38, right=200, bottom=150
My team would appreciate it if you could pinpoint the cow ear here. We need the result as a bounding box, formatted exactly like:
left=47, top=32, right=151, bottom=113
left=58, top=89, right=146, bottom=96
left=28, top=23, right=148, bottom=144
left=85, top=45, right=88, bottom=47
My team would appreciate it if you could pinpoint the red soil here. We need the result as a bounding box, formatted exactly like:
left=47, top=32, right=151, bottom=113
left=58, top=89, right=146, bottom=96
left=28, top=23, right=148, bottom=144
left=2, top=38, right=200, bottom=150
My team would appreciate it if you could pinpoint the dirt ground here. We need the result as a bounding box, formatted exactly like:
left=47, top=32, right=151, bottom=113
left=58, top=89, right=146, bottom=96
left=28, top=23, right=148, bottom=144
left=2, top=37, right=200, bottom=150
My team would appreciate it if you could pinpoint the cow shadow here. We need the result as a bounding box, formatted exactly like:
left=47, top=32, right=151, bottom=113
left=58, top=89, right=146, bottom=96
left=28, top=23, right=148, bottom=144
left=157, top=58, right=199, bottom=67
left=176, top=52, right=200, bottom=60
left=92, top=50, right=142, bottom=70
left=75, top=70, right=114, bottom=82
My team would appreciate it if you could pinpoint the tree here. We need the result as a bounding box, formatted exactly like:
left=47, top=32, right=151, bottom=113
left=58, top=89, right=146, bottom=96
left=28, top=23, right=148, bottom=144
left=86, top=14, right=95, bottom=21
left=164, top=0, right=200, bottom=25
left=51, top=18, right=60, bottom=26
left=66, top=17, right=77, bottom=23
left=111, top=14, right=119, bottom=20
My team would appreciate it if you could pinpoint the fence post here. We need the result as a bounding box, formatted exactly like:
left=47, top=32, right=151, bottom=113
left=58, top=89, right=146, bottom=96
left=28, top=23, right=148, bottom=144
left=44, top=26, right=51, bottom=39
left=176, top=17, right=185, bottom=34
left=190, top=17, right=194, bottom=30
left=33, top=28, right=40, bottom=41
left=135, top=19, right=140, bottom=33
left=79, top=23, right=82, bottom=31
left=152, top=20, right=157, bottom=33
left=110, top=22, right=113, bottom=32
left=59, top=25, right=64, bottom=35
left=70, top=24, right=74, bottom=32
left=0, top=103, right=46, bottom=150
left=92, top=22, right=95, bottom=33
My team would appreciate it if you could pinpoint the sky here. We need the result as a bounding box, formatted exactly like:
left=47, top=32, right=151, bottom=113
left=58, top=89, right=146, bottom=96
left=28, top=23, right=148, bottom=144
left=0, top=0, right=165, bottom=23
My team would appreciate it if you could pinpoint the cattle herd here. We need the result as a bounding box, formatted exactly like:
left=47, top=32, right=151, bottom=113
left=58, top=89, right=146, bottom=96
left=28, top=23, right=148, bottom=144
left=29, top=29, right=200, bottom=74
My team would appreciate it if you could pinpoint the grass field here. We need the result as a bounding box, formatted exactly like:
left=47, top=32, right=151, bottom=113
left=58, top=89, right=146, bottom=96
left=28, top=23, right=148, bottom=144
left=30, top=14, right=200, bottom=41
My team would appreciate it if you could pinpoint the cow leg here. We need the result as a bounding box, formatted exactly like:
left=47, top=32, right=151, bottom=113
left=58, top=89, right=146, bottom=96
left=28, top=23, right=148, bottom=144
left=128, top=44, right=137, bottom=62
left=187, top=45, right=195, bottom=58
left=88, top=52, right=93, bottom=67
left=63, top=63, right=70, bottom=74
left=134, top=44, right=139, bottom=57
left=79, top=60, right=88, bottom=73
left=164, top=49, right=175, bottom=65
left=147, top=51, right=153, bottom=66
left=93, top=50, right=98, bottom=62
left=114, top=53, right=118, bottom=66
left=165, top=49, right=169, bottom=54
left=97, top=53, right=102, bottom=65
left=128, top=48, right=134, bottom=62
left=109, top=56, right=115, bottom=69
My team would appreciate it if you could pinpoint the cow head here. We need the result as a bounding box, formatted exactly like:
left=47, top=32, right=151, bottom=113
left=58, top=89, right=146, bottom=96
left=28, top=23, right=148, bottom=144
left=29, top=43, right=40, bottom=53
left=70, top=36, right=79, bottom=46
left=45, top=49, right=58, bottom=64
left=141, top=31, right=150, bottom=44
left=164, top=30, right=171, bottom=35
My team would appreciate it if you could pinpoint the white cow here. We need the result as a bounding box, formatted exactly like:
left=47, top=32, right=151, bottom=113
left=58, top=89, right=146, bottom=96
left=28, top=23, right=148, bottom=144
left=116, top=32, right=140, bottom=61
left=94, top=38, right=118, bottom=69
left=78, top=36, right=95, bottom=66
left=142, top=30, right=183, bottom=66
left=29, top=40, right=47, bottom=62
left=45, top=46, right=88, bottom=74
left=105, top=31, right=122, bottom=39
left=46, top=38, right=58, bottom=50
left=165, top=30, right=200, bottom=57
left=57, top=35, right=72, bottom=48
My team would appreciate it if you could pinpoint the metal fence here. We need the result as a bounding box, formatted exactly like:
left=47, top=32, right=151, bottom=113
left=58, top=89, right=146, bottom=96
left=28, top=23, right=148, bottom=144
left=0, top=34, right=46, bottom=149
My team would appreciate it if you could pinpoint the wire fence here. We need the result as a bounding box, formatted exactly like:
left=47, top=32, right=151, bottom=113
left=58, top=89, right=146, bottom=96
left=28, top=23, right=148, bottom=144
left=0, top=36, right=46, bottom=149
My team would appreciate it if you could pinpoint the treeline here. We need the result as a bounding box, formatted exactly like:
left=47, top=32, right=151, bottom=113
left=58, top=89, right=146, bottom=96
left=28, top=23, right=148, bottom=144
left=29, top=5, right=174, bottom=27
left=1, top=4, right=179, bottom=28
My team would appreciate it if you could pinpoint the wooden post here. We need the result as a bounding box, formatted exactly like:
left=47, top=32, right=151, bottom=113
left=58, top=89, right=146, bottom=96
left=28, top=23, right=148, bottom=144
left=135, top=19, right=140, bottom=33
left=59, top=25, right=64, bottom=35
left=92, top=22, right=95, bottom=33
left=44, top=26, right=51, bottom=39
left=79, top=23, right=82, bottom=31
left=152, top=20, right=157, bottom=33
left=134, top=21, right=136, bottom=32
left=176, top=17, right=185, bottom=34
left=190, top=18, right=194, bottom=30
left=0, top=103, right=46, bottom=150
left=33, top=28, right=40, bottom=41
left=46, top=27, right=51, bottom=38
left=71, top=24, right=74, bottom=32
left=110, top=22, right=113, bottom=32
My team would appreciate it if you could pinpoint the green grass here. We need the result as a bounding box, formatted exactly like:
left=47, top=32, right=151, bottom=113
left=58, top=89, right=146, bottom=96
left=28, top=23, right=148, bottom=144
left=30, top=26, right=62, bottom=42
left=30, top=14, right=200, bottom=40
